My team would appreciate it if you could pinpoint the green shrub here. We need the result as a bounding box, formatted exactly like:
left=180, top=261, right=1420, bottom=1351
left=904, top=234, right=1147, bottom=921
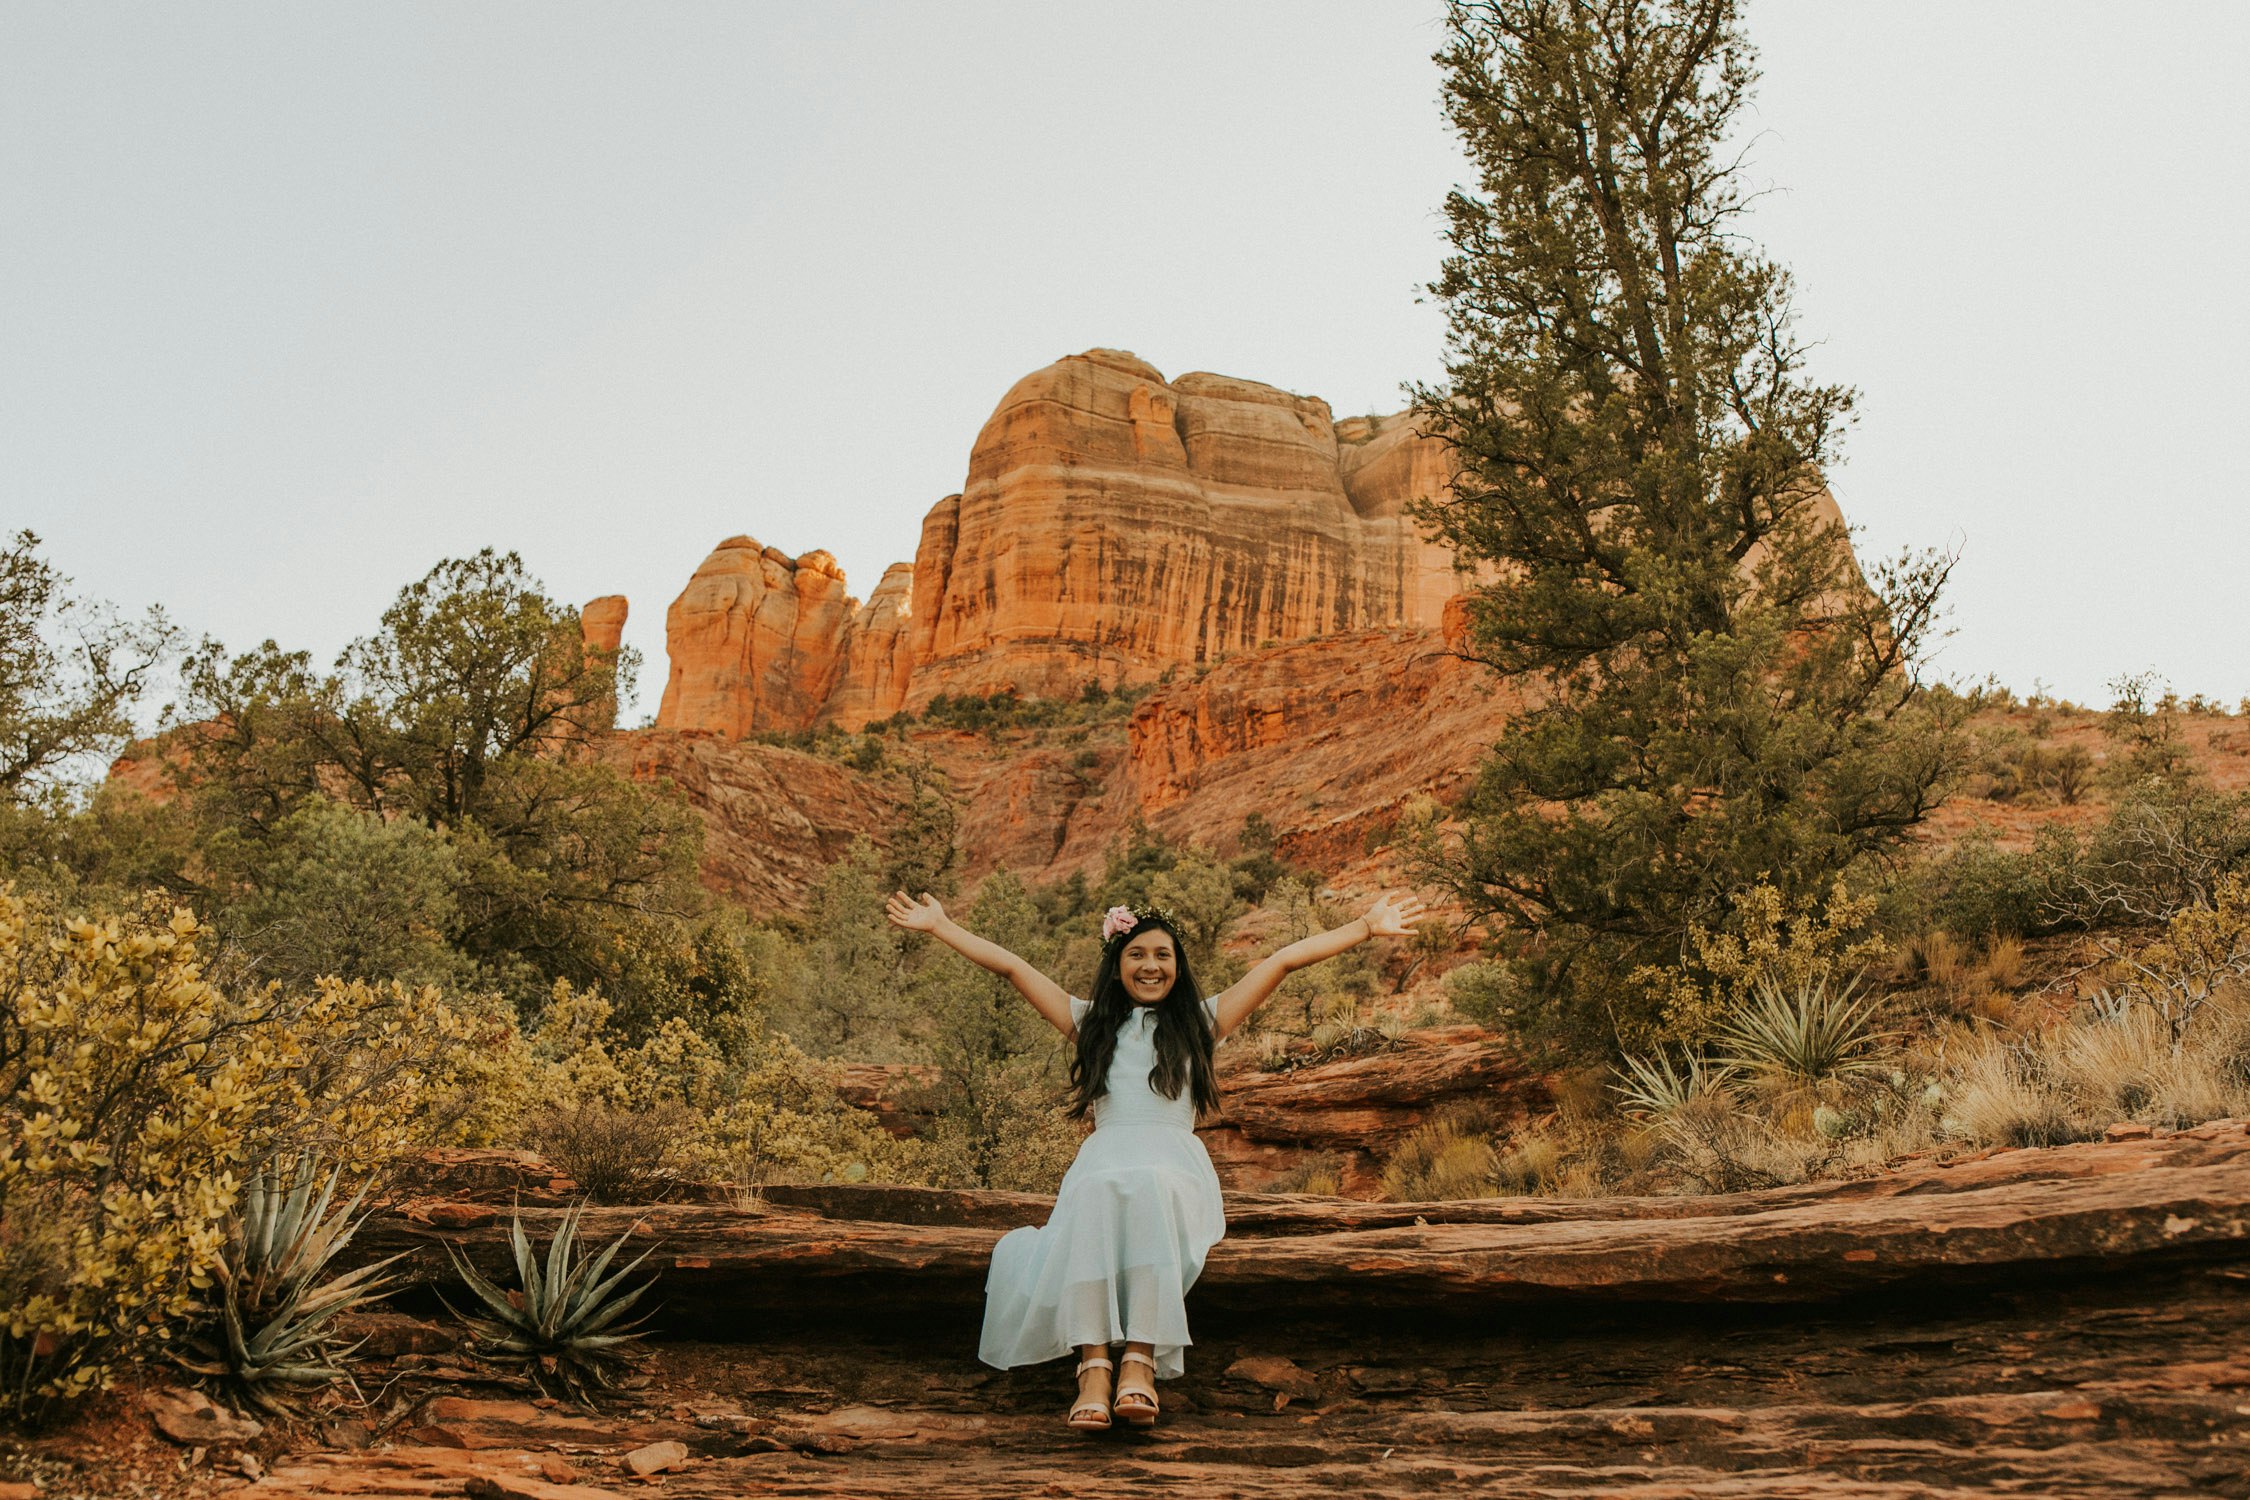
left=1442, top=959, right=1519, bottom=1027
left=0, top=890, right=490, bottom=1420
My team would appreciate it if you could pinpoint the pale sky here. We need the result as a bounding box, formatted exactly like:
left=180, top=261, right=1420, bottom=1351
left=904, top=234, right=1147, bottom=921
left=5, top=1, right=2245, bottom=725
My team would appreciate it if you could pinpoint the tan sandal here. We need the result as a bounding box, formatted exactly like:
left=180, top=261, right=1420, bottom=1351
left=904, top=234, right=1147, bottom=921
left=1066, top=1355, right=1114, bottom=1431
left=1114, top=1350, right=1159, bottom=1427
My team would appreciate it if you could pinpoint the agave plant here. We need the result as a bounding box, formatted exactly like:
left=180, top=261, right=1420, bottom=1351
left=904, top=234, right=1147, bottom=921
left=1609, top=1048, right=1739, bottom=1120
left=442, top=1203, right=656, bottom=1405
left=1717, top=973, right=1895, bottom=1088
left=179, top=1152, right=405, bottom=1410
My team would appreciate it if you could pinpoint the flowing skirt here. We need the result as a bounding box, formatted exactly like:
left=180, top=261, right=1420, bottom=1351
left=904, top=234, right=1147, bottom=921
left=977, top=1121, right=1226, bottom=1379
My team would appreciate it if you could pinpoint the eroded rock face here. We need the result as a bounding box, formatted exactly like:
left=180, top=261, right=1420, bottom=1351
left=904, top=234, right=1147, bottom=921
left=820, top=563, right=915, bottom=730
left=905, top=352, right=1460, bottom=707
left=1121, top=626, right=1516, bottom=874
left=580, top=595, right=629, bottom=730
left=580, top=595, right=628, bottom=659
left=599, top=730, right=903, bottom=912
left=654, top=540, right=856, bottom=736
left=650, top=351, right=1464, bottom=737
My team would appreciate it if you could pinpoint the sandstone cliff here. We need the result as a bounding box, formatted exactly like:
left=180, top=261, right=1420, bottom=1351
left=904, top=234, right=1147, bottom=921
left=651, top=351, right=1464, bottom=736
left=901, top=351, right=1461, bottom=707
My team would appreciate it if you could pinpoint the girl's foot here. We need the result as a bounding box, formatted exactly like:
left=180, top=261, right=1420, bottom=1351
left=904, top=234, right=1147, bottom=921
left=1114, top=1351, right=1159, bottom=1427
left=1067, top=1355, right=1114, bottom=1431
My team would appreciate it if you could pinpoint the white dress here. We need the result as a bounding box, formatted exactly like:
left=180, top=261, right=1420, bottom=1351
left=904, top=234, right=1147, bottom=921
left=977, top=993, right=1226, bottom=1379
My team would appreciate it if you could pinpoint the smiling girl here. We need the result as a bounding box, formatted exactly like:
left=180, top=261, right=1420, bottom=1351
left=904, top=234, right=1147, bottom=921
left=884, top=886, right=1423, bottom=1431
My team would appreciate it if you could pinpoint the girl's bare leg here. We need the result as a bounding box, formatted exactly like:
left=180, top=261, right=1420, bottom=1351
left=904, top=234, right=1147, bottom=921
left=1071, top=1343, right=1114, bottom=1424
left=1115, top=1340, right=1159, bottom=1422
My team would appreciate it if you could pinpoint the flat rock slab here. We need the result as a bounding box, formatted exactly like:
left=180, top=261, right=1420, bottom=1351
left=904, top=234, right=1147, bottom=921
left=358, top=1123, right=2250, bottom=1314
left=223, top=1262, right=2250, bottom=1499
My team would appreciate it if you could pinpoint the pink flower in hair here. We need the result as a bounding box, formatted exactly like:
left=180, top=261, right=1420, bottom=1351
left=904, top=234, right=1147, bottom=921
left=1100, top=905, right=1140, bottom=942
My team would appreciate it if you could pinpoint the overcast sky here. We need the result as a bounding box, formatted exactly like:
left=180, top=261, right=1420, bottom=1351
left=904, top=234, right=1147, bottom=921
left=6, top=1, right=2245, bottom=725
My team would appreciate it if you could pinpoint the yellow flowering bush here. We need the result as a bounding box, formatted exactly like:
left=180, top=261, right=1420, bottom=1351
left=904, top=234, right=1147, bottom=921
left=0, top=890, right=261, bottom=1413
left=0, top=886, right=520, bottom=1421
left=522, top=980, right=916, bottom=1193
left=1629, top=878, right=1889, bottom=1046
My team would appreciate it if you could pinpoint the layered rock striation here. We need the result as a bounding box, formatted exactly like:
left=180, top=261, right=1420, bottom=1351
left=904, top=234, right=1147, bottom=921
left=262, top=1123, right=2250, bottom=1499
left=651, top=351, right=1464, bottom=736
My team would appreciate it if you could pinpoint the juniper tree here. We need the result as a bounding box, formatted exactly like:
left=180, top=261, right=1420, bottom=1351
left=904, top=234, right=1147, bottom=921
left=1414, top=0, right=1962, bottom=1050
left=0, top=531, right=173, bottom=803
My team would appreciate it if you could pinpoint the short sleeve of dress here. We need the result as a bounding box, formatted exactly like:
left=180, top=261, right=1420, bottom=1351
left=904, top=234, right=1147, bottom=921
left=1068, top=994, right=1092, bottom=1027
left=1201, top=992, right=1221, bottom=1024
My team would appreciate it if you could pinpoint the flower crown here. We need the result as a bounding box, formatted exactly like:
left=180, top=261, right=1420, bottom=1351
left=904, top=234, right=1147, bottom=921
left=1099, top=902, right=1175, bottom=949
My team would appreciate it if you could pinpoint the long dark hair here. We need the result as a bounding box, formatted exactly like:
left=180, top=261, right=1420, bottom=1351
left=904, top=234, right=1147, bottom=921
left=1067, top=914, right=1220, bottom=1120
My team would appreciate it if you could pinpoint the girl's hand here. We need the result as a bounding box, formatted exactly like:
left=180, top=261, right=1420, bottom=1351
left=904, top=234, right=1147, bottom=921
left=886, top=891, right=948, bottom=933
left=1361, top=891, right=1426, bottom=939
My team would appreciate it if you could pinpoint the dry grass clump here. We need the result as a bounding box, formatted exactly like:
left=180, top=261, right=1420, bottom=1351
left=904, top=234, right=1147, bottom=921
left=1261, top=1153, right=1348, bottom=1196
left=1379, top=1101, right=1504, bottom=1201
left=530, top=1100, right=701, bottom=1203
left=1898, top=929, right=1968, bottom=992
left=1981, top=935, right=2028, bottom=990
left=1935, top=989, right=2250, bottom=1146
left=1937, top=1039, right=2080, bottom=1148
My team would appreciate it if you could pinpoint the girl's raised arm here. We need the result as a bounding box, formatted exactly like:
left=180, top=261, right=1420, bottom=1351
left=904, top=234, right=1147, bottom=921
left=885, top=891, right=1078, bottom=1038
left=1207, top=890, right=1425, bottom=1040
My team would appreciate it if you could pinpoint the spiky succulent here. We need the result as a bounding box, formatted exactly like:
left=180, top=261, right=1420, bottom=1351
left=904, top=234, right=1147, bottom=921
left=1610, top=1048, right=1739, bottom=1121
left=442, top=1203, right=655, bottom=1405
left=1718, top=973, right=1894, bottom=1087
left=180, top=1152, right=404, bottom=1410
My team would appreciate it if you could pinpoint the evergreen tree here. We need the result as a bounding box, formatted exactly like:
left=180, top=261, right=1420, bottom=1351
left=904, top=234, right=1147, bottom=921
left=164, top=550, right=712, bottom=1030
left=0, top=531, right=172, bottom=803
left=1415, top=0, right=1963, bottom=1049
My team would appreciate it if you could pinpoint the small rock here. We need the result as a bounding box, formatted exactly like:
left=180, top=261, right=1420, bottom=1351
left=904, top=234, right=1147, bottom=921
left=1224, top=1355, right=1322, bottom=1403
left=0, top=1483, right=42, bottom=1499
left=2105, top=1122, right=2153, bottom=1141
left=410, top=1199, right=501, bottom=1229
left=234, top=1452, right=264, bottom=1480
left=343, top=1310, right=459, bottom=1358
left=465, top=1476, right=628, bottom=1500
left=2040, top=1399, right=2103, bottom=1421
left=141, top=1387, right=262, bottom=1445
left=622, top=1441, right=689, bottom=1477
left=693, top=1412, right=764, bottom=1436
left=537, top=1455, right=581, bottom=1483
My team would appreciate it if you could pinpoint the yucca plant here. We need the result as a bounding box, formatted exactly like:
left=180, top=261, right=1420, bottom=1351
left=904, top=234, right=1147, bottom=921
left=1717, top=973, right=1894, bottom=1088
left=1609, top=1049, right=1739, bottom=1120
left=442, top=1203, right=656, bottom=1405
left=179, top=1152, right=405, bottom=1411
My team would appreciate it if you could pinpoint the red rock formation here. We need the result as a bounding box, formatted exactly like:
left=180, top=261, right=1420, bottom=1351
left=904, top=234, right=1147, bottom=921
left=647, top=351, right=1467, bottom=738
left=580, top=595, right=628, bottom=659
left=817, top=563, right=914, bottom=730
left=661, top=623, right=1508, bottom=913
left=654, top=540, right=858, bottom=737
left=655, top=543, right=920, bottom=737
left=600, top=730, right=901, bottom=913
left=578, top=595, right=629, bottom=731
left=1120, top=625, right=1515, bottom=873
left=903, top=351, right=1461, bottom=708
